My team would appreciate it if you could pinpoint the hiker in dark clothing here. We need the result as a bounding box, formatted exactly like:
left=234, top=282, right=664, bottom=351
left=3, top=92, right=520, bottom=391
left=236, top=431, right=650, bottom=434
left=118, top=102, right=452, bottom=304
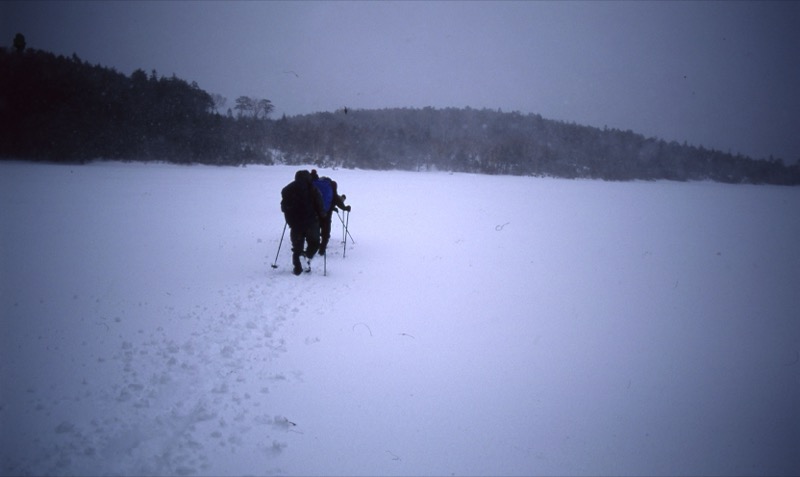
left=311, top=169, right=351, bottom=256
left=281, top=170, right=325, bottom=275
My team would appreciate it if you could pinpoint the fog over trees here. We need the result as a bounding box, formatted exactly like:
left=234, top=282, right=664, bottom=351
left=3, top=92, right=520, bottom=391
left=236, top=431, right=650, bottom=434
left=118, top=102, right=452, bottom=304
left=1, top=44, right=797, bottom=185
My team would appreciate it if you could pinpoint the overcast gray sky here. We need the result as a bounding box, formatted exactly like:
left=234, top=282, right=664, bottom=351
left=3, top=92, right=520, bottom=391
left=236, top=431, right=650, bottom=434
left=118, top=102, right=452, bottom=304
left=2, top=1, right=799, bottom=162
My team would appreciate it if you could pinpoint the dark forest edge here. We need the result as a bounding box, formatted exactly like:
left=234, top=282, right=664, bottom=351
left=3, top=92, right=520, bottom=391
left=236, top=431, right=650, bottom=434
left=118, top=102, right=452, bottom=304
left=1, top=45, right=798, bottom=185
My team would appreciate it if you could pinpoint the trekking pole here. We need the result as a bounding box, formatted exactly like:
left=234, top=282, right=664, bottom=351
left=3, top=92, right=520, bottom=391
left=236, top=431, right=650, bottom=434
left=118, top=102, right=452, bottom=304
left=336, top=210, right=356, bottom=244
left=343, top=210, right=350, bottom=259
left=270, top=222, right=287, bottom=269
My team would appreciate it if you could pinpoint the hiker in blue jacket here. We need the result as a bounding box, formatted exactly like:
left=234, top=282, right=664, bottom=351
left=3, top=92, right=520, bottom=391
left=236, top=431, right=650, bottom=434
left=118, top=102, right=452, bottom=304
left=311, top=169, right=351, bottom=256
left=281, top=170, right=325, bottom=275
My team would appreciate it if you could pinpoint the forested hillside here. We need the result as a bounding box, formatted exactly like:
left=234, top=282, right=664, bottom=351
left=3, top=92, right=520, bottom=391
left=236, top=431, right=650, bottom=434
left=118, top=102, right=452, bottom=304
left=0, top=47, right=263, bottom=164
left=270, top=108, right=799, bottom=184
left=1, top=45, right=797, bottom=184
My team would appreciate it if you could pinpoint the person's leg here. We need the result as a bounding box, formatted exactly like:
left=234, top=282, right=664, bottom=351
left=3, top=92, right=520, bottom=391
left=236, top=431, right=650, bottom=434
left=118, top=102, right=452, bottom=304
left=305, top=220, right=321, bottom=258
left=319, top=213, right=332, bottom=255
left=289, top=226, right=304, bottom=275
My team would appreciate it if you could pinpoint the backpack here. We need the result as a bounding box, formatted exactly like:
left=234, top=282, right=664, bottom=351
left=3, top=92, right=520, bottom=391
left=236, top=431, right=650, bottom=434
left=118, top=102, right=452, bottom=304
left=313, top=177, right=334, bottom=212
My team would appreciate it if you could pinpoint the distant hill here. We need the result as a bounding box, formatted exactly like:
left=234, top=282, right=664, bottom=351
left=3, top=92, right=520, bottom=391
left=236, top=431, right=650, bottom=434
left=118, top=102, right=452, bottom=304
left=1, top=46, right=797, bottom=184
left=268, top=108, right=799, bottom=184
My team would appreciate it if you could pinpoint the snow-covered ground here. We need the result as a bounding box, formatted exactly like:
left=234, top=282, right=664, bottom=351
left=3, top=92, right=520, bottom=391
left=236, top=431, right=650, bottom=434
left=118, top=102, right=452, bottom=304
left=1, top=161, right=798, bottom=476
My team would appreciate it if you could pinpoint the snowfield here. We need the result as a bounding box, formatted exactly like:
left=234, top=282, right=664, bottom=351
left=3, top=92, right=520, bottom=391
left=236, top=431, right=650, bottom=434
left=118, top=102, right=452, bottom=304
left=1, top=161, right=799, bottom=476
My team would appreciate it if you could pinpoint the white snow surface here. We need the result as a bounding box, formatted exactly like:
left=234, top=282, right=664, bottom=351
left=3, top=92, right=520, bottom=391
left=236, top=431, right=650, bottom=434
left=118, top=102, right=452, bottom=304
left=1, top=161, right=799, bottom=476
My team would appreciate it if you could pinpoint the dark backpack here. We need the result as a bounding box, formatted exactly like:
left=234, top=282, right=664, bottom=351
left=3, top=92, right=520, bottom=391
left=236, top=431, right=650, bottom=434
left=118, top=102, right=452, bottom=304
left=313, top=177, right=334, bottom=212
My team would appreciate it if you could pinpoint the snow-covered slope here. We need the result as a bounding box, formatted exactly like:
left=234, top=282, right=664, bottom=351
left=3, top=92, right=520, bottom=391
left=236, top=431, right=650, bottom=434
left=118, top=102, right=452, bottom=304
left=1, top=161, right=798, bottom=476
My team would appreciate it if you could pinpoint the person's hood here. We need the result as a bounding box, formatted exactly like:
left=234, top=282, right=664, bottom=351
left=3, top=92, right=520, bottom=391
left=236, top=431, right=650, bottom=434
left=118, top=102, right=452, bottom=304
left=295, top=170, right=311, bottom=183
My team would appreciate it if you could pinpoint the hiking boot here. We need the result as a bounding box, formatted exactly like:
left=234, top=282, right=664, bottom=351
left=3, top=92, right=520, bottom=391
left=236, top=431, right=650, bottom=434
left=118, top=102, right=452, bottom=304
left=293, top=266, right=303, bottom=276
